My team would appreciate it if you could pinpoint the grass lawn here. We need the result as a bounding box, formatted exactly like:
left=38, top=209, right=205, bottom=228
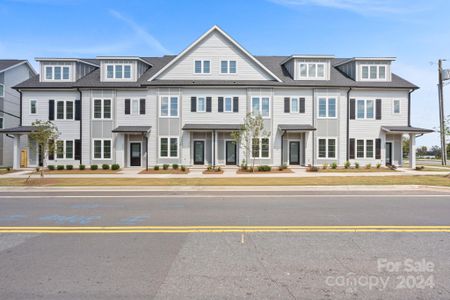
left=0, top=175, right=448, bottom=187
left=414, top=167, right=450, bottom=172
left=318, top=167, right=395, bottom=173
left=0, top=169, right=14, bottom=175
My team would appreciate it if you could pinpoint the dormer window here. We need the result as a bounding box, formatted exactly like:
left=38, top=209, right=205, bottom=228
left=361, top=64, right=387, bottom=80
left=194, top=60, right=210, bottom=74
left=45, top=65, right=71, bottom=81
left=298, top=63, right=326, bottom=79
left=106, top=64, right=132, bottom=79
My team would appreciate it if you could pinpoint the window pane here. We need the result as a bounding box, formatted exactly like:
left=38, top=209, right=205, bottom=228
left=103, top=99, right=111, bottom=119
left=31, top=100, right=37, bottom=114
left=197, top=97, right=205, bottom=112
left=56, top=141, right=64, bottom=159
left=62, top=67, right=70, bottom=80
left=379, top=66, right=386, bottom=79
left=124, top=65, right=131, bottom=78
left=160, top=138, right=168, bottom=157
left=328, top=139, right=336, bottom=158
left=291, top=98, right=299, bottom=112
left=366, top=140, right=374, bottom=158
left=394, top=100, right=400, bottom=113
left=57, top=101, right=64, bottom=119
left=132, top=100, right=138, bottom=114
left=203, top=61, right=210, bottom=73
left=170, top=138, right=178, bottom=157
left=115, top=65, right=123, bottom=78
left=94, top=140, right=102, bottom=159
left=357, top=140, right=365, bottom=158
left=362, top=66, right=369, bottom=79
left=308, top=63, right=316, bottom=77
left=161, top=97, right=168, bottom=116
left=221, top=61, right=228, bottom=73
left=103, top=140, right=111, bottom=159
left=252, top=97, right=260, bottom=115
left=366, top=100, right=374, bottom=118
left=357, top=100, right=365, bottom=119
left=66, top=141, right=73, bottom=159
left=225, top=97, right=232, bottom=112
left=107, top=65, right=114, bottom=78
left=262, top=97, right=270, bottom=117
left=328, top=98, right=336, bottom=118
left=317, top=64, right=325, bottom=77
left=261, top=138, right=269, bottom=158
left=370, top=66, right=377, bottom=79
left=229, top=61, right=236, bottom=73
left=94, top=99, right=102, bottom=119
left=46, top=67, right=53, bottom=80
left=194, top=61, right=202, bottom=73
left=170, top=97, right=178, bottom=116
left=54, top=67, right=61, bottom=80
left=0, top=118, right=3, bottom=129
left=300, top=64, right=307, bottom=77
left=66, top=101, right=74, bottom=119
left=252, top=138, right=260, bottom=158
left=318, top=139, right=326, bottom=158
left=0, top=84, right=3, bottom=97
left=318, top=98, right=327, bottom=117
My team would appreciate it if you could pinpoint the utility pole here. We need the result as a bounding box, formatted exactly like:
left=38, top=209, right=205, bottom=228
left=438, top=59, right=447, bottom=165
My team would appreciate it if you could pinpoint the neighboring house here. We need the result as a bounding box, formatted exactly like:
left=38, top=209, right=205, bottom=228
left=2, top=26, right=432, bottom=169
left=0, top=60, right=36, bottom=167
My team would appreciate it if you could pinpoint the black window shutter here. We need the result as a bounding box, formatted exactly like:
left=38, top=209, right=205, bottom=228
left=284, top=97, right=290, bottom=113
left=218, top=97, right=224, bottom=112
left=299, top=98, right=305, bottom=113
left=375, top=138, right=381, bottom=159
left=233, top=97, right=239, bottom=112
left=125, top=99, right=130, bottom=115
left=376, top=99, right=382, bottom=120
left=206, top=97, right=212, bottom=112
left=140, top=99, right=146, bottom=114
left=49, top=100, right=55, bottom=120
left=191, top=96, right=197, bottom=112
left=48, top=139, right=54, bottom=160
left=75, top=100, right=81, bottom=120
left=349, top=138, right=355, bottom=159
left=74, top=139, right=81, bottom=160
left=349, top=99, right=355, bottom=120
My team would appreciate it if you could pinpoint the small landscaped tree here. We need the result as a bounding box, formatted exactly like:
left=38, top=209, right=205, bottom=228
left=231, top=113, right=270, bottom=172
left=29, top=120, right=60, bottom=177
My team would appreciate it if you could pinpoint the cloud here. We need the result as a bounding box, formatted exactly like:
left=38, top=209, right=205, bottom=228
left=109, top=9, right=169, bottom=54
left=269, top=0, right=427, bottom=16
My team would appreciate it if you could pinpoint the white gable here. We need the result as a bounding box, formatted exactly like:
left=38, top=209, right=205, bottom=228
left=152, top=27, right=280, bottom=81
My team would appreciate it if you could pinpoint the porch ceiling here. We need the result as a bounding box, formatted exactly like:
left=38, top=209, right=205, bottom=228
left=112, top=126, right=152, bottom=133
left=381, top=126, right=433, bottom=134
left=182, top=124, right=242, bottom=131
left=278, top=124, right=316, bottom=131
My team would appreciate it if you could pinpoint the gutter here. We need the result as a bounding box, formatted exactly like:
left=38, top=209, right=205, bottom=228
left=77, top=88, right=82, bottom=163
left=281, top=130, right=286, bottom=166
left=346, top=87, right=352, bottom=161
left=312, top=89, right=315, bottom=166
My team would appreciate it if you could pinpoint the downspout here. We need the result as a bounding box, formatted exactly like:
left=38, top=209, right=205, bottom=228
left=346, top=87, right=352, bottom=161
left=281, top=130, right=286, bottom=166
left=19, top=90, right=22, bottom=126
left=408, top=89, right=413, bottom=127
left=145, top=132, right=149, bottom=171
left=77, top=88, right=83, bottom=163
left=213, top=130, right=216, bottom=167
left=312, top=89, right=315, bottom=166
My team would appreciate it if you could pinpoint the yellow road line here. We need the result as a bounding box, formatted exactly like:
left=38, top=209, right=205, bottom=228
left=0, top=229, right=449, bottom=233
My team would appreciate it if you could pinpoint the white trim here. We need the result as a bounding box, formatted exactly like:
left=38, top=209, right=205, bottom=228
left=393, top=99, right=401, bottom=114
left=197, top=96, right=207, bottom=112
left=92, top=98, right=112, bottom=120
left=355, top=99, right=376, bottom=120
left=54, top=139, right=75, bottom=160
left=128, top=141, right=143, bottom=167
left=29, top=100, right=37, bottom=115
left=0, top=117, right=3, bottom=129
left=159, top=136, right=179, bottom=159
left=298, top=62, right=326, bottom=80
left=355, top=139, right=375, bottom=159
left=334, top=57, right=396, bottom=67
left=55, top=100, right=75, bottom=120
left=193, top=60, right=211, bottom=75
left=220, top=60, right=238, bottom=74
left=0, top=60, right=37, bottom=75
left=0, top=83, right=4, bottom=97
left=148, top=25, right=282, bottom=82
left=280, top=55, right=335, bottom=65
left=290, top=97, right=299, bottom=113
left=223, top=96, right=234, bottom=112
left=159, top=95, right=179, bottom=118
left=251, top=96, right=271, bottom=118
left=91, top=138, right=112, bottom=160
left=317, top=97, right=337, bottom=119
left=105, top=63, right=133, bottom=80
left=287, top=139, right=302, bottom=165
left=250, top=137, right=271, bottom=159
left=36, top=58, right=98, bottom=68
left=316, top=137, right=337, bottom=159
left=96, top=56, right=152, bottom=66
left=44, top=65, right=72, bottom=81
left=360, top=64, right=388, bottom=81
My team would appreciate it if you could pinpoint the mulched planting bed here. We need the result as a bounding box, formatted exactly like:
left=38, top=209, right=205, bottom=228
left=237, top=169, right=293, bottom=174
left=139, top=169, right=189, bottom=174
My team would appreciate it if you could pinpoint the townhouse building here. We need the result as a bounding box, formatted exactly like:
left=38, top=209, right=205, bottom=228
left=2, top=26, right=432, bottom=169
left=0, top=60, right=36, bottom=167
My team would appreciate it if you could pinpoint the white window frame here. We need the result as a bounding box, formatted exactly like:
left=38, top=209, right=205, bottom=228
left=92, top=99, right=112, bottom=120
left=360, top=64, right=388, bottom=81
left=197, top=97, right=206, bottom=113
left=393, top=99, right=400, bottom=114
left=30, top=100, right=37, bottom=115
left=92, top=139, right=112, bottom=160
left=251, top=137, right=271, bottom=159
left=317, top=97, right=337, bottom=119
left=224, top=96, right=233, bottom=112
left=356, top=99, right=375, bottom=120
left=317, top=137, right=337, bottom=159
left=55, top=100, right=74, bottom=120
left=0, top=117, right=3, bottom=129
left=251, top=96, right=271, bottom=118
left=355, top=139, right=375, bottom=159
left=44, top=65, right=71, bottom=81
left=159, top=96, right=179, bottom=118
left=220, top=60, right=237, bottom=74
left=0, top=83, right=4, bottom=97
left=298, top=62, right=326, bottom=79
left=159, top=136, right=179, bottom=159
left=193, top=60, right=211, bottom=74
left=105, top=64, right=132, bottom=80
left=54, top=139, right=75, bottom=160
left=290, top=97, right=299, bottom=113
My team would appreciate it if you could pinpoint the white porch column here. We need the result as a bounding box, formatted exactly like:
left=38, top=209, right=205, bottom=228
left=409, top=133, right=416, bottom=169
left=115, top=134, right=125, bottom=167
left=13, top=135, right=20, bottom=170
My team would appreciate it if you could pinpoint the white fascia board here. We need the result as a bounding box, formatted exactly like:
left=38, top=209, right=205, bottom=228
left=35, top=58, right=99, bottom=68
left=96, top=56, right=152, bottom=67
left=0, top=61, right=37, bottom=75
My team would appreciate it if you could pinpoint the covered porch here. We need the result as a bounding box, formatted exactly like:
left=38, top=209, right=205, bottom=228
left=381, top=126, right=434, bottom=169
left=112, top=126, right=151, bottom=169
left=278, top=124, right=316, bottom=167
left=0, top=126, right=35, bottom=169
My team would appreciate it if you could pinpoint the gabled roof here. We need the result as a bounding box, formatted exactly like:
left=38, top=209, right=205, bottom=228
left=35, top=57, right=99, bottom=67
left=148, top=25, right=282, bottom=82
left=0, top=60, right=37, bottom=75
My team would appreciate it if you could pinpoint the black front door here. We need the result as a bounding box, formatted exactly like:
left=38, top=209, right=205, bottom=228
left=386, top=142, right=392, bottom=165
left=289, top=141, right=300, bottom=165
left=226, top=141, right=237, bottom=165
left=193, top=141, right=205, bottom=165
left=130, top=143, right=141, bottom=167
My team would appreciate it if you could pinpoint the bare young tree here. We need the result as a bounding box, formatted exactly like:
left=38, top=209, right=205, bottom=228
left=231, top=113, right=270, bottom=172
left=28, top=120, right=60, bottom=178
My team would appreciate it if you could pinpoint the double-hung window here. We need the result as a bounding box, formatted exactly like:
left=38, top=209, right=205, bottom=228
left=197, top=97, right=206, bottom=112
left=224, top=97, right=233, bottom=112
left=194, top=60, right=211, bottom=74
left=251, top=138, right=270, bottom=159
left=356, top=139, right=374, bottom=158
left=361, top=65, right=387, bottom=80
left=30, top=100, right=37, bottom=114
left=318, top=97, right=336, bottom=118
left=93, top=99, right=112, bottom=120
left=160, top=96, right=179, bottom=117
left=356, top=99, right=375, bottom=119
left=393, top=100, right=400, bottom=114
left=56, top=101, right=74, bottom=120
left=318, top=138, right=336, bottom=159
left=160, top=137, right=178, bottom=158
left=299, top=63, right=326, bottom=79
left=45, top=66, right=70, bottom=81
left=0, top=84, right=4, bottom=97
left=220, top=60, right=237, bottom=74
left=0, top=117, right=3, bottom=129
left=251, top=97, right=270, bottom=117
left=291, top=97, right=299, bottom=113
left=106, top=64, right=132, bottom=79
left=93, top=139, right=111, bottom=159
left=55, top=140, right=74, bottom=159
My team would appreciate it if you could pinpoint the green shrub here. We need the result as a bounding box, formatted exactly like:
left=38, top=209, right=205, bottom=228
left=172, top=163, right=179, bottom=170
left=163, top=164, right=169, bottom=170
left=180, top=165, right=186, bottom=172
left=331, top=162, right=338, bottom=169
left=217, top=166, right=222, bottom=172
left=90, top=164, right=98, bottom=170
left=153, top=165, right=160, bottom=171
left=79, top=164, right=85, bottom=170
left=365, top=163, right=371, bottom=169
left=344, top=161, right=351, bottom=169
left=257, top=165, right=271, bottom=172
left=66, top=165, right=73, bottom=170
left=102, top=164, right=110, bottom=170
left=111, top=164, right=120, bottom=170
left=354, top=162, right=360, bottom=169
left=48, top=165, right=55, bottom=171
left=322, top=163, right=328, bottom=170
left=57, top=165, right=64, bottom=170
left=376, top=163, right=381, bottom=169
left=207, top=165, right=213, bottom=171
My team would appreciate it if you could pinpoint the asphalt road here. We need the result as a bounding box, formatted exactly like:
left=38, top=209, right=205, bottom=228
left=0, top=188, right=449, bottom=299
